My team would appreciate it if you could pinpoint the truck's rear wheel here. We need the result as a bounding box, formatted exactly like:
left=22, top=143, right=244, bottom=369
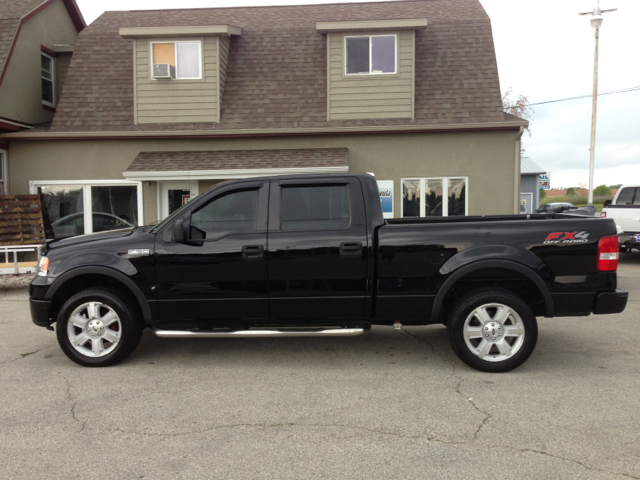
left=447, top=288, right=537, bottom=373
left=56, top=288, right=143, bottom=367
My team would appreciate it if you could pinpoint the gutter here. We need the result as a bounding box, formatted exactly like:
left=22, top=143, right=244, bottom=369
left=1, top=120, right=529, bottom=141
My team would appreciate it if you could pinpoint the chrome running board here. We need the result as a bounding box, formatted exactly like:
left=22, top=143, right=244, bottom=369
left=153, top=328, right=365, bottom=339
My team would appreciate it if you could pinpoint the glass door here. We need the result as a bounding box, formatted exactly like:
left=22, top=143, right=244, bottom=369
left=159, top=181, right=199, bottom=220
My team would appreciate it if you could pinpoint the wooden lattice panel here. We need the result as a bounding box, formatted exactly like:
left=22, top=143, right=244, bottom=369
left=0, top=195, right=46, bottom=245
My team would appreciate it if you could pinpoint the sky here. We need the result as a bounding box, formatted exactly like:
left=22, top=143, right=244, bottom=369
left=75, top=0, right=640, bottom=189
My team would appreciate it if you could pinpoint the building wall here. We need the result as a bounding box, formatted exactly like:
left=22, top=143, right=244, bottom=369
left=8, top=129, right=520, bottom=223
left=135, top=37, right=218, bottom=124
left=327, top=31, right=414, bottom=121
left=0, top=0, right=78, bottom=125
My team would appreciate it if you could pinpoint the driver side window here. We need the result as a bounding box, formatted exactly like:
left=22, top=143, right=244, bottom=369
left=191, top=189, right=258, bottom=239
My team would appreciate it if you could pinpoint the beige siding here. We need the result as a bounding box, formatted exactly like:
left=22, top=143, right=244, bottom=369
left=327, top=31, right=414, bottom=121
left=219, top=36, right=230, bottom=100
left=56, top=52, right=72, bottom=99
left=135, top=37, right=218, bottom=124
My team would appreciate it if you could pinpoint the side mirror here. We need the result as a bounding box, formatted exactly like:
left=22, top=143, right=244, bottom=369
left=603, top=200, right=612, bottom=208
left=171, top=219, right=186, bottom=243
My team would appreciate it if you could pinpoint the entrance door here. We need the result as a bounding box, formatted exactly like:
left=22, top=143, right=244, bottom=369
left=520, top=193, right=533, bottom=214
left=159, top=181, right=199, bottom=220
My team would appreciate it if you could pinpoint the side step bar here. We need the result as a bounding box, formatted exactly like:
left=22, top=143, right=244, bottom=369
left=153, top=328, right=365, bottom=339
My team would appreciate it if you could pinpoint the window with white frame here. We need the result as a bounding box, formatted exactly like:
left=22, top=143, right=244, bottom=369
left=345, top=34, right=397, bottom=75
left=41, top=53, right=55, bottom=107
left=30, top=181, right=143, bottom=240
left=0, top=150, right=7, bottom=195
left=151, top=41, right=202, bottom=79
left=402, top=177, right=468, bottom=218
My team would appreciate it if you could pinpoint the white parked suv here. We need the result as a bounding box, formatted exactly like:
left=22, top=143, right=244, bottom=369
left=601, top=185, right=640, bottom=253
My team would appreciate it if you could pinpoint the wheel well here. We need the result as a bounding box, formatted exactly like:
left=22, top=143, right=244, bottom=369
left=441, top=268, right=546, bottom=320
left=49, top=274, right=144, bottom=325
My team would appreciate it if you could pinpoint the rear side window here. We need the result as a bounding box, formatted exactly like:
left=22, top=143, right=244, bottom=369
left=191, top=189, right=258, bottom=238
left=281, top=185, right=350, bottom=231
left=616, top=188, right=638, bottom=205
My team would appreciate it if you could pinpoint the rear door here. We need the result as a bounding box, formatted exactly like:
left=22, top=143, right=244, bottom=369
left=267, top=177, right=369, bottom=322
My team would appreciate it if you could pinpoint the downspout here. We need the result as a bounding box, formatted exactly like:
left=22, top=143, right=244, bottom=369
left=513, top=126, right=524, bottom=214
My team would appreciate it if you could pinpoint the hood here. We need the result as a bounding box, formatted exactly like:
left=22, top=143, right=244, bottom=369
left=46, top=228, right=135, bottom=251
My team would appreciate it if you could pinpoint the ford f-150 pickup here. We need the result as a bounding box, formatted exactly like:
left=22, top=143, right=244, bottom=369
left=30, top=174, right=628, bottom=372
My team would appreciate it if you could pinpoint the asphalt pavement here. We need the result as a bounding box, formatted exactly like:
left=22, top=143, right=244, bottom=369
left=1, top=255, right=639, bottom=479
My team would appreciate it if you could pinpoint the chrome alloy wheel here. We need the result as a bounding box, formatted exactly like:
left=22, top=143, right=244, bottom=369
left=67, top=302, right=122, bottom=358
left=462, top=303, right=525, bottom=363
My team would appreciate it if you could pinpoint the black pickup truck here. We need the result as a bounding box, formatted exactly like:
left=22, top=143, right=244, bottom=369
left=30, top=174, right=628, bottom=372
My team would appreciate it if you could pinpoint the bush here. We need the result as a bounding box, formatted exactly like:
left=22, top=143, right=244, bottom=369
left=594, top=185, right=612, bottom=196
left=566, top=187, right=576, bottom=196
left=540, top=189, right=546, bottom=200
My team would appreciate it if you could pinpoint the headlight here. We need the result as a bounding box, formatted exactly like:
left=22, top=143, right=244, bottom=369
left=38, top=256, right=49, bottom=277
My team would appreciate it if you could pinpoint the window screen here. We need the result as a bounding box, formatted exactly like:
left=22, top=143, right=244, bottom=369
left=346, top=37, right=370, bottom=74
left=281, top=185, right=350, bottom=231
left=191, top=189, right=258, bottom=239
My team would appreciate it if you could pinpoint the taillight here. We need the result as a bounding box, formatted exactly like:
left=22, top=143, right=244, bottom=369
left=600, top=211, right=606, bottom=218
left=597, top=235, right=619, bottom=272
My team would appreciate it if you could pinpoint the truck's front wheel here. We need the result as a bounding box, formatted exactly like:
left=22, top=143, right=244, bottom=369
left=56, top=288, right=143, bottom=367
left=447, top=288, right=537, bottom=373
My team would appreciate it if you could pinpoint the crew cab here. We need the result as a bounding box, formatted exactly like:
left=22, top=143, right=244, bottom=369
left=30, top=174, right=628, bottom=372
left=601, top=184, right=640, bottom=253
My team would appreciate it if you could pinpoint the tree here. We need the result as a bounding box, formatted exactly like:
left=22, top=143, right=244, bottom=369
left=540, top=189, right=547, bottom=201
left=594, top=185, right=612, bottom=196
left=566, top=187, right=576, bottom=196
left=502, top=88, right=534, bottom=136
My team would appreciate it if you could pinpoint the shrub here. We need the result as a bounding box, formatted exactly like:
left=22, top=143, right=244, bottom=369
left=566, top=187, right=576, bottom=196
left=540, top=189, right=547, bottom=200
left=594, top=185, right=612, bottom=196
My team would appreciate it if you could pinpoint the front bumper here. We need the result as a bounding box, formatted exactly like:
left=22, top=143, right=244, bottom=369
left=594, top=289, right=628, bottom=315
left=30, top=298, right=53, bottom=327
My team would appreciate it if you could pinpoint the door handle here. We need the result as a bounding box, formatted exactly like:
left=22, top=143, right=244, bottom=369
left=242, top=245, right=265, bottom=260
left=339, top=241, right=363, bottom=256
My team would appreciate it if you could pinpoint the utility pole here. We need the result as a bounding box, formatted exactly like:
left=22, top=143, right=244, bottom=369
left=579, top=1, right=616, bottom=205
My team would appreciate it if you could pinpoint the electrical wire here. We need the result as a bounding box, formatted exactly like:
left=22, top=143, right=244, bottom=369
left=529, top=86, right=640, bottom=106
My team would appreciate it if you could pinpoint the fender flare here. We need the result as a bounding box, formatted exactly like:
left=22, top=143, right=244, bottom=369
left=431, top=259, right=554, bottom=321
left=46, top=266, right=153, bottom=325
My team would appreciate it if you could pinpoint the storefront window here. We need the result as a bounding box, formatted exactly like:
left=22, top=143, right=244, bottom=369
left=33, top=182, right=142, bottom=240
left=402, top=179, right=421, bottom=217
left=402, top=177, right=468, bottom=218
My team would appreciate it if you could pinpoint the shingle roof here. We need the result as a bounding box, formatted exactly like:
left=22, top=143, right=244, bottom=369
left=52, top=0, right=510, bottom=133
left=126, top=148, right=349, bottom=172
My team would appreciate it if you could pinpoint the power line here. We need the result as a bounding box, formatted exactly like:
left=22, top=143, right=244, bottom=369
left=529, top=86, right=640, bottom=106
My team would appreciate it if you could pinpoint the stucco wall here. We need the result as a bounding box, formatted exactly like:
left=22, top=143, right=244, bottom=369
left=7, top=130, right=520, bottom=223
left=0, top=0, right=78, bottom=125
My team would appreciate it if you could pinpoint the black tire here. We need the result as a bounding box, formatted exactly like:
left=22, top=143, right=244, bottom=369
left=447, top=287, right=538, bottom=373
left=56, top=287, right=143, bottom=367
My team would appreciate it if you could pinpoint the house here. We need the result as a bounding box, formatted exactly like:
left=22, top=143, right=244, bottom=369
left=520, top=157, right=546, bottom=213
left=0, top=0, right=85, bottom=194
left=1, top=0, right=528, bottom=239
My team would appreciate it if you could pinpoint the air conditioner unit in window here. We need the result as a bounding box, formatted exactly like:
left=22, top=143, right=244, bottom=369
left=153, top=64, right=175, bottom=79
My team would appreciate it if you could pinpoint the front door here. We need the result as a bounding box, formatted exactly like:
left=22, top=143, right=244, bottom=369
left=266, top=178, right=369, bottom=322
left=159, top=181, right=199, bottom=220
left=154, top=181, right=270, bottom=327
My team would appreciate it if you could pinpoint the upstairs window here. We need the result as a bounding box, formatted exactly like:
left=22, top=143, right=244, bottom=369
left=0, top=150, right=6, bottom=195
left=151, top=41, right=202, bottom=79
left=41, top=53, right=55, bottom=107
left=345, top=35, right=396, bottom=75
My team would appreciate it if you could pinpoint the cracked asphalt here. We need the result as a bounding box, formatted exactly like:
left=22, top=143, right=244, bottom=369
left=1, top=254, right=639, bottom=479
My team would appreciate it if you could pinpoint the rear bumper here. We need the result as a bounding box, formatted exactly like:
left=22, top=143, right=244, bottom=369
left=594, top=289, right=628, bottom=315
left=30, top=299, right=53, bottom=327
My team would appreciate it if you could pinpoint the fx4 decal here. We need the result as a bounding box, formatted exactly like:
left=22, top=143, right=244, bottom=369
left=544, top=231, right=590, bottom=244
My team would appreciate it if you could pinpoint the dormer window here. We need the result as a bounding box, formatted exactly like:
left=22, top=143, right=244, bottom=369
left=151, top=41, right=202, bottom=80
left=41, top=52, right=55, bottom=107
left=345, top=35, right=396, bottom=75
